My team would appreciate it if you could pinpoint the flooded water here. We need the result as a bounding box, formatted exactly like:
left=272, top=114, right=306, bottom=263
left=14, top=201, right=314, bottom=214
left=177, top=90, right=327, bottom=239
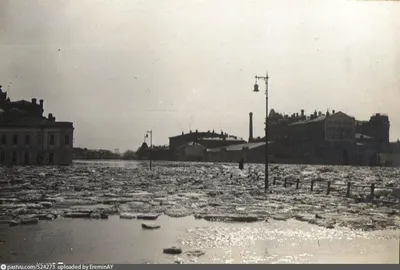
left=0, top=216, right=398, bottom=264
left=0, top=160, right=399, bottom=263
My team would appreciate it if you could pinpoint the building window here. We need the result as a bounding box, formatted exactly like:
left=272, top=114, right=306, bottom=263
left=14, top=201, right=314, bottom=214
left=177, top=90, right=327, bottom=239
left=65, top=135, right=70, bottom=146
left=13, top=135, right=18, bottom=145
left=12, top=152, right=17, bottom=164
left=1, top=134, right=5, bottom=145
left=24, top=152, right=29, bottom=165
left=49, top=153, right=54, bottom=164
left=25, top=135, right=30, bottom=145
left=49, top=135, right=55, bottom=145
left=0, top=152, right=4, bottom=164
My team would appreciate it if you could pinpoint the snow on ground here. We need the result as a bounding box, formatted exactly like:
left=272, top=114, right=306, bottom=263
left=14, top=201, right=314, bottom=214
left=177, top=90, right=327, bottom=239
left=0, top=161, right=399, bottom=231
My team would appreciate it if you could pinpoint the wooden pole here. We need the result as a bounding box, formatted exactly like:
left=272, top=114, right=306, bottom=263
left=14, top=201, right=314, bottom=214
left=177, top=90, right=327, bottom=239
left=346, top=182, right=351, bottom=197
left=326, top=181, right=331, bottom=195
left=370, top=183, right=375, bottom=198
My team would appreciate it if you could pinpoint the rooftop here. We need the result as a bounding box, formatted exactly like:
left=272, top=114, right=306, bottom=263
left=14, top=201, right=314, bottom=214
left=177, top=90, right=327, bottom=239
left=207, top=141, right=272, bottom=152
left=200, top=136, right=245, bottom=141
left=289, top=115, right=327, bottom=126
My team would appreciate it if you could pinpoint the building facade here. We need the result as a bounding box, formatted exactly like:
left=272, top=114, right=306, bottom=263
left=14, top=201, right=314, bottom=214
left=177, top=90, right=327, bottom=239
left=0, top=86, right=74, bottom=165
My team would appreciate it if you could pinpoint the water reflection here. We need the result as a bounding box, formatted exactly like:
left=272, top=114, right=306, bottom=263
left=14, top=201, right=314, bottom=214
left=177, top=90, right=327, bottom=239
left=0, top=216, right=398, bottom=264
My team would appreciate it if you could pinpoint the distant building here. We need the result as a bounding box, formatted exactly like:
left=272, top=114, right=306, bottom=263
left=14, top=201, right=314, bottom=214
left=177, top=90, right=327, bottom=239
left=260, top=108, right=390, bottom=166
left=168, top=130, right=245, bottom=160
left=206, top=142, right=267, bottom=163
left=0, top=86, right=74, bottom=165
left=356, top=113, right=390, bottom=151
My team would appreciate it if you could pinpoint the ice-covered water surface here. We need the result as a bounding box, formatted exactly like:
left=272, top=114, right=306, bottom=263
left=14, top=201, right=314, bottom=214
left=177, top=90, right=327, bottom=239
left=0, top=160, right=399, bottom=232
left=0, top=216, right=398, bottom=264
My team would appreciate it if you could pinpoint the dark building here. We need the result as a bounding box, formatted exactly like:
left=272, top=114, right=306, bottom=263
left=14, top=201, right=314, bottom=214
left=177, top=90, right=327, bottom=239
left=0, top=85, right=74, bottom=165
left=259, top=108, right=390, bottom=166
left=169, top=130, right=245, bottom=152
left=356, top=113, right=390, bottom=151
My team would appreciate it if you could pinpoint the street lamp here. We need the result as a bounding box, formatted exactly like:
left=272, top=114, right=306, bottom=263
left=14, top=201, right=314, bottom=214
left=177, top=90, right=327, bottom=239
left=145, top=130, right=153, bottom=170
left=253, top=72, right=269, bottom=192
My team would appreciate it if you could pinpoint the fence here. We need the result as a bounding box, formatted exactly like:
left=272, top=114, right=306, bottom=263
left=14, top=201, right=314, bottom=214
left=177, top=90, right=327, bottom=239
left=268, top=175, right=399, bottom=204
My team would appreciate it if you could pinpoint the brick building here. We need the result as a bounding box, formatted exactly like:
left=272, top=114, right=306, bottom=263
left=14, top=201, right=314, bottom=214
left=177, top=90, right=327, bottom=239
left=0, top=86, right=74, bottom=165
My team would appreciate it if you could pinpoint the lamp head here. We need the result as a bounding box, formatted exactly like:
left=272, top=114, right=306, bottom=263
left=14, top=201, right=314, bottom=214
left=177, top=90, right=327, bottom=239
left=253, top=83, right=259, bottom=92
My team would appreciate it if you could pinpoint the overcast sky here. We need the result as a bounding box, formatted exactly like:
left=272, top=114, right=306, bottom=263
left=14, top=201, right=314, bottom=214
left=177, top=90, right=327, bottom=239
left=0, top=0, right=399, bottom=151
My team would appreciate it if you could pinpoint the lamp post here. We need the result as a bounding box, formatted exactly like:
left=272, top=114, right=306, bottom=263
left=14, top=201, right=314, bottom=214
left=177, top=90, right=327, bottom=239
left=146, top=130, right=153, bottom=170
left=40, top=125, right=45, bottom=165
left=253, top=72, right=269, bottom=192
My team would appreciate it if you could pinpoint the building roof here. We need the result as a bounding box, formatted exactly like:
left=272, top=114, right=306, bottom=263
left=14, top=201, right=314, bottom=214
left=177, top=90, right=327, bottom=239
left=289, top=111, right=355, bottom=126
left=200, top=136, right=245, bottom=141
left=169, top=131, right=220, bottom=139
left=289, top=115, right=327, bottom=126
left=10, top=100, right=34, bottom=105
left=207, top=141, right=269, bottom=152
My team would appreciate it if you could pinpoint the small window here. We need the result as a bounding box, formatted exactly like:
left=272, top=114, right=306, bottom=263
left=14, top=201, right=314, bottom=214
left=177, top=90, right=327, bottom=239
left=13, top=135, right=18, bottom=145
left=12, top=152, right=17, bottom=164
left=24, top=152, right=29, bottom=165
left=49, top=153, right=54, bottom=164
left=25, top=135, right=30, bottom=145
left=0, top=135, right=5, bottom=145
left=65, top=135, right=70, bottom=146
left=49, top=135, right=55, bottom=145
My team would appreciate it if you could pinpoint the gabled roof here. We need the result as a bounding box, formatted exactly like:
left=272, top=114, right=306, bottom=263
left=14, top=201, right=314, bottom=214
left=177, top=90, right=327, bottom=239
left=289, top=111, right=354, bottom=126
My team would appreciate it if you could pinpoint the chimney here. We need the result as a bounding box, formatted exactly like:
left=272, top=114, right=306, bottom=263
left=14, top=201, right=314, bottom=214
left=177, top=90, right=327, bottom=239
left=318, top=111, right=322, bottom=116
left=249, top=112, right=254, bottom=142
left=314, top=110, right=317, bottom=118
left=181, top=131, right=184, bottom=135
left=32, top=98, right=37, bottom=105
left=39, top=99, right=44, bottom=109
left=326, top=110, right=330, bottom=117
left=332, top=110, right=335, bottom=114
left=301, top=109, right=304, bottom=117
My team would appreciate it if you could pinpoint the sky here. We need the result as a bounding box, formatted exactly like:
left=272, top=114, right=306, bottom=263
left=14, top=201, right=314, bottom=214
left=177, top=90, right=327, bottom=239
left=0, top=0, right=399, bottom=152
